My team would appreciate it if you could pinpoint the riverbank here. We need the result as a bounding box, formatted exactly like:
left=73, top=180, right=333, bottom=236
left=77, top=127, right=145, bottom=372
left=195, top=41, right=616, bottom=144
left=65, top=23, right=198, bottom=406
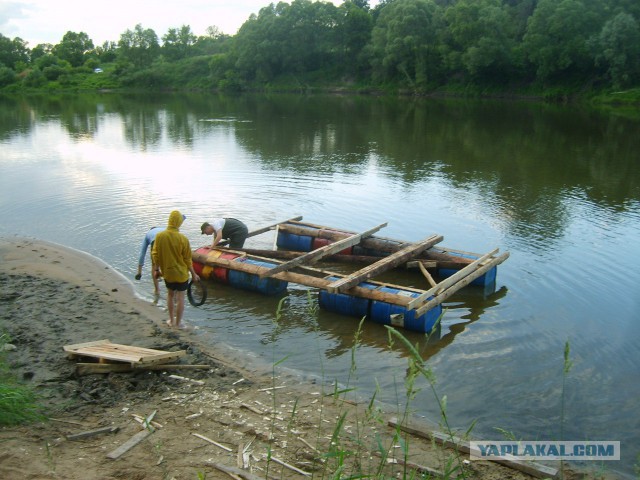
left=0, top=237, right=613, bottom=479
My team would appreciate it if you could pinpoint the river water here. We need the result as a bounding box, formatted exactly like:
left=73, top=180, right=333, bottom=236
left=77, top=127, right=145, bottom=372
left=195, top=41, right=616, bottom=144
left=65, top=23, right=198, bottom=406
left=1, top=93, right=639, bottom=477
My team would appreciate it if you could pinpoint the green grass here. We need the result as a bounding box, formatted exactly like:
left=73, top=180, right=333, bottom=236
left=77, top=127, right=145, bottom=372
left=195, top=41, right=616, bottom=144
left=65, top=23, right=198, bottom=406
left=0, top=333, right=45, bottom=426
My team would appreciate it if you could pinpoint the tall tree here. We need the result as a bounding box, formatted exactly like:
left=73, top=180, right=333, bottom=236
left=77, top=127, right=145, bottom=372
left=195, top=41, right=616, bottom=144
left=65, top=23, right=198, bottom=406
left=337, top=0, right=373, bottom=76
left=441, top=0, right=516, bottom=83
left=162, top=25, right=197, bottom=61
left=522, top=0, right=603, bottom=83
left=118, top=24, right=160, bottom=68
left=591, top=12, right=640, bottom=88
left=52, top=31, right=94, bottom=67
left=370, top=0, right=443, bottom=88
left=0, top=34, right=30, bottom=70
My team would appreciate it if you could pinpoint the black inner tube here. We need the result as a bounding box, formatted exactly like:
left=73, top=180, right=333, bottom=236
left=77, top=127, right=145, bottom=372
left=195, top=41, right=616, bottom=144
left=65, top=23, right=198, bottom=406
left=187, top=280, right=207, bottom=306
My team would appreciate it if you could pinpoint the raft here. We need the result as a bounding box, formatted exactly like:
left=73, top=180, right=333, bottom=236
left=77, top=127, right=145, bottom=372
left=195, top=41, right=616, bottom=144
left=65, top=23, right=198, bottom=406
left=191, top=216, right=509, bottom=333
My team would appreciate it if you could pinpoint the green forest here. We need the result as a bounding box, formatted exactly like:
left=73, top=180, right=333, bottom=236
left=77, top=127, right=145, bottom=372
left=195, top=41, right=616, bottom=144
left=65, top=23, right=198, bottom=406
left=1, top=0, right=639, bottom=101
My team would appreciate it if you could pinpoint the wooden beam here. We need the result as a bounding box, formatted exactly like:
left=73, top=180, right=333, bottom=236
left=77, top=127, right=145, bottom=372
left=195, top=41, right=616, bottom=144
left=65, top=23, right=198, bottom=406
left=278, top=223, right=403, bottom=253
left=279, top=222, right=478, bottom=269
left=325, top=235, right=443, bottom=293
left=192, top=252, right=416, bottom=306
left=418, top=260, right=437, bottom=288
left=406, top=249, right=499, bottom=310
left=388, top=417, right=558, bottom=479
left=259, top=223, right=387, bottom=278
left=217, top=216, right=303, bottom=247
left=414, top=252, right=510, bottom=317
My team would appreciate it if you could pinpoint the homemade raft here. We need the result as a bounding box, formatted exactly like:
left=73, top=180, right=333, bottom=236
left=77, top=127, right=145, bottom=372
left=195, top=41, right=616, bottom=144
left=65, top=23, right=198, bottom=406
left=192, top=217, right=509, bottom=333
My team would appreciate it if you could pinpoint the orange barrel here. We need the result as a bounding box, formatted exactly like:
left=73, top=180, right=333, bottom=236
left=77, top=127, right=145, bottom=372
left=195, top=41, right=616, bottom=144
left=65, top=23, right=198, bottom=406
left=193, top=247, right=240, bottom=283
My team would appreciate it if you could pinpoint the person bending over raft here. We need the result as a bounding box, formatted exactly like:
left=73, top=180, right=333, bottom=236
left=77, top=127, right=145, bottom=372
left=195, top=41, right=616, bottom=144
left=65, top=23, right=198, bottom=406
left=200, top=218, right=249, bottom=249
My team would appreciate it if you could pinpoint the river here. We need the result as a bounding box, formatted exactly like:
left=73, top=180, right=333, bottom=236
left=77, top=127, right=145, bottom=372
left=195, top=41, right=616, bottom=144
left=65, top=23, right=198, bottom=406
left=1, top=92, right=638, bottom=478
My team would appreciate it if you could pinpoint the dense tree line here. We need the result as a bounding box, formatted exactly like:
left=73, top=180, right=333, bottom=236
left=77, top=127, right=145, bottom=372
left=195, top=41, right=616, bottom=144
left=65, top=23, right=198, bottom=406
left=0, top=0, right=639, bottom=95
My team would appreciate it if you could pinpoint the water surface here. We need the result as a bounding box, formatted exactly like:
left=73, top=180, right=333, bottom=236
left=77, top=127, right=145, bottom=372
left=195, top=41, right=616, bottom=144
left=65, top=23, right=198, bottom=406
left=1, top=93, right=639, bottom=477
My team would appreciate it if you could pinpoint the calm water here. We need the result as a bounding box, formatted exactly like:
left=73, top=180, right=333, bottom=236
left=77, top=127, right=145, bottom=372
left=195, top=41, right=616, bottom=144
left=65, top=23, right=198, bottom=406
left=1, top=93, right=639, bottom=477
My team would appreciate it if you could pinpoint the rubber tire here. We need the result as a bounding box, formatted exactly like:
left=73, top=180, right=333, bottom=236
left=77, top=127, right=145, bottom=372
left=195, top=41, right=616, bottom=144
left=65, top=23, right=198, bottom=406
left=187, top=280, right=207, bottom=306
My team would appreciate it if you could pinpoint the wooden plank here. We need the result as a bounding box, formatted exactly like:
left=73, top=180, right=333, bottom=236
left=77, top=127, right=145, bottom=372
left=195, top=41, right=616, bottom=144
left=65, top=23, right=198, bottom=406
left=415, top=252, right=510, bottom=317
left=388, top=417, right=557, bottom=479
left=260, top=223, right=388, bottom=278
left=63, top=341, right=185, bottom=365
left=106, top=429, right=153, bottom=459
left=326, top=235, right=443, bottom=293
left=218, top=216, right=303, bottom=247
left=406, top=249, right=499, bottom=310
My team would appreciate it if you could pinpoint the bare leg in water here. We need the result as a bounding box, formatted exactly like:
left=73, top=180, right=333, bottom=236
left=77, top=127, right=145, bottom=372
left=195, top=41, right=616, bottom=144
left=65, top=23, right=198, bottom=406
left=174, top=290, right=186, bottom=328
left=166, top=288, right=176, bottom=327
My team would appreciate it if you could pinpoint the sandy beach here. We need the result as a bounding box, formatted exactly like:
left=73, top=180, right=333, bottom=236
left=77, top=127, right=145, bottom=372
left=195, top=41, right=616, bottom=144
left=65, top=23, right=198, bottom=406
left=0, top=237, right=601, bottom=479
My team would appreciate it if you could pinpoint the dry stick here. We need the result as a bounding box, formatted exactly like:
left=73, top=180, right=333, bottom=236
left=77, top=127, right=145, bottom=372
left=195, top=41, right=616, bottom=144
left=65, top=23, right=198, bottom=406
left=297, top=436, right=320, bottom=453
left=192, top=433, right=233, bottom=452
left=257, top=386, right=286, bottom=392
left=66, top=426, right=120, bottom=441
left=240, top=403, right=264, bottom=415
left=269, top=456, right=312, bottom=476
left=132, top=413, right=163, bottom=429
left=204, top=462, right=264, bottom=480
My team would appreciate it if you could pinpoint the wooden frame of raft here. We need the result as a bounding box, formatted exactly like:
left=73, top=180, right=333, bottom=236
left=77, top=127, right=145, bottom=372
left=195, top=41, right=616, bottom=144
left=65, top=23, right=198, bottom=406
left=191, top=217, right=509, bottom=316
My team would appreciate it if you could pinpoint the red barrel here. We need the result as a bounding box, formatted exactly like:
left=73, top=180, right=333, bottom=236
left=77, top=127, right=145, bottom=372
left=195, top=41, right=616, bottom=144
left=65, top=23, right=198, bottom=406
left=312, top=237, right=353, bottom=255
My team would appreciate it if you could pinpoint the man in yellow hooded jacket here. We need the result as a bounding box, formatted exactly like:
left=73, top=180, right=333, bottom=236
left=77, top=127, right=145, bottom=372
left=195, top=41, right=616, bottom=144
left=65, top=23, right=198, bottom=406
left=152, top=210, right=200, bottom=329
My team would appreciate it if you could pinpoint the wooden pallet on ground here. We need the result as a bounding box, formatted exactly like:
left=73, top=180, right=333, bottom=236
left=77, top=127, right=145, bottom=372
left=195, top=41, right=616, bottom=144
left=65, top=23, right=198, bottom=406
left=63, top=339, right=185, bottom=366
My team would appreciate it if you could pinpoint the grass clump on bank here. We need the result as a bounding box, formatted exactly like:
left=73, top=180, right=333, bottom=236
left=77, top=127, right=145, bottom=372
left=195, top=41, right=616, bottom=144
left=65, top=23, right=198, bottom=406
left=0, top=333, right=45, bottom=425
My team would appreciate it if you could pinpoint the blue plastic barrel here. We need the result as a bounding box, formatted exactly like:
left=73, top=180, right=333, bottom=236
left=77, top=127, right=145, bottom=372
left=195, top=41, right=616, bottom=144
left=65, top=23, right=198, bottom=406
left=370, top=287, right=441, bottom=333
left=276, top=232, right=313, bottom=251
left=437, top=252, right=496, bottom=286
left=319, top=277, right=376, bottom=318
left=227, top=258, right=288, bottom=295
